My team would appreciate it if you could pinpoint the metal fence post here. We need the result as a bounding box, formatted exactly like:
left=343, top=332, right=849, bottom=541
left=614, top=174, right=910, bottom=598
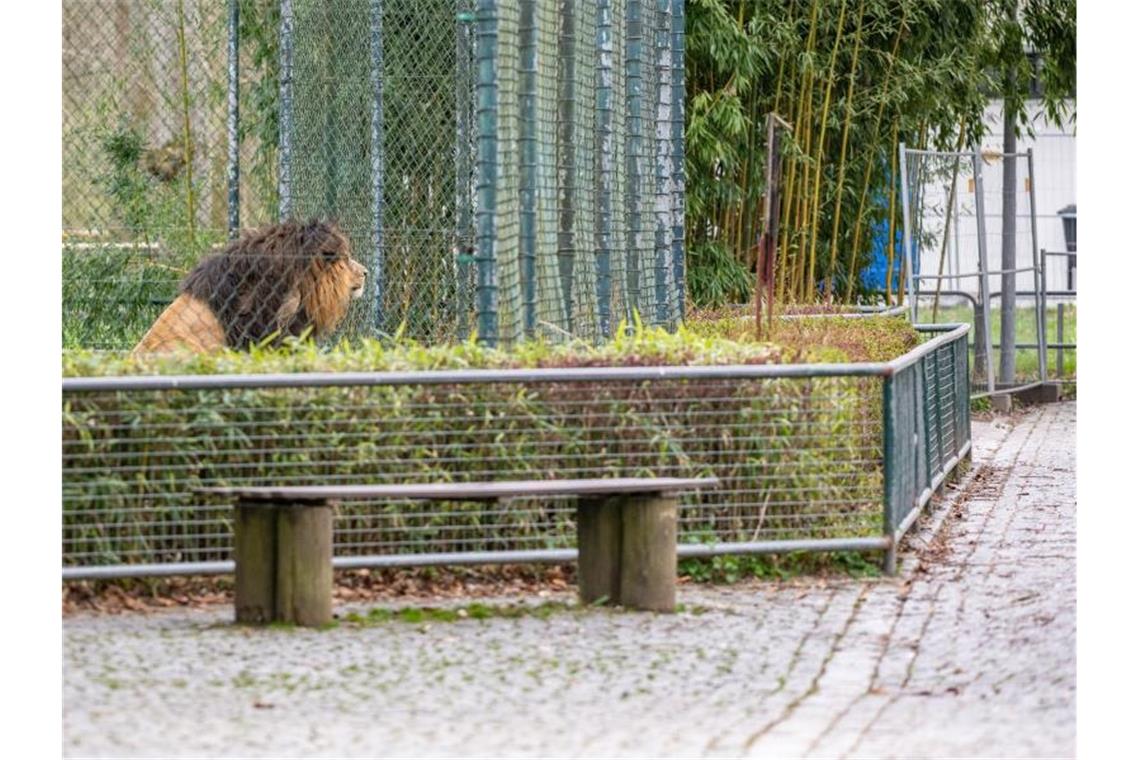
left=1056, top=301, right=1064, bottom=379
left=278, top=0, right=294, bottom=219
left=227, top=0, right=240, bottom=238
left=898, top=143, right=915, bottom=321
left=669, top=0, right=685, bottom=323
left=595, top=0, right=615, bottom=339
left=1027, top=148, right=1047, bottom=383
left=369, top=0, right=386, bottom=332
left=520, top=0, right=538, bottom=337
left=456, top=2, right=476, bottom=341
left=474, top=0, right=499, bottom=345
left=624, top=0, right=644, bottom=322
left=557, top=0, right=577, bottom=327
left=882, top=373, right=898, bottom=575
left=972, top=147, right=996, bottom=395
left=958, top=329, right=971, bottom=450
left=652, top=0, right=672, bottom=326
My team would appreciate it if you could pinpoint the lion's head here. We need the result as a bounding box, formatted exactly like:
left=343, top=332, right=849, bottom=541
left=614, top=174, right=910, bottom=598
left=179, top=219, right=367, bottom=349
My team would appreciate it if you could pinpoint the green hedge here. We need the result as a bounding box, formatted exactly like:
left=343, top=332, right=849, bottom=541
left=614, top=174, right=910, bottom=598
left=63, top=318, right=914, bottom=567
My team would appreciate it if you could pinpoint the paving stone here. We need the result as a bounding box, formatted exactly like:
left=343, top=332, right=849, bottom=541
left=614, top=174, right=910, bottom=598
left=63, top=403, right=1076, bottom=758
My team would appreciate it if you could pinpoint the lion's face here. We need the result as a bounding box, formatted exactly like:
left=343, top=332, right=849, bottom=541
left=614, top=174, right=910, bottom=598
left=300, top=224, right=368, bottom=335
left=347, top=258, right=367, bottom=299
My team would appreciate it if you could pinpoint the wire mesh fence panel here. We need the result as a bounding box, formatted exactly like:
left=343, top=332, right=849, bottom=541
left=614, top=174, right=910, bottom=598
left=903, top=147, right=1048, bottom=396
left=884, top=327, right=971, bottom=537
left=63, top=371, right=884, bottom=572
left=63, top=1, right=686, bottom=353
left=62, top=0, right=283, bottom=352
left=460, top=0, right=684, bottom=346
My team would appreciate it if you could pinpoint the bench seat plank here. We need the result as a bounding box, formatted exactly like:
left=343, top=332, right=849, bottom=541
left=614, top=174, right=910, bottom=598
left=200, top=477, right=717, bottom=503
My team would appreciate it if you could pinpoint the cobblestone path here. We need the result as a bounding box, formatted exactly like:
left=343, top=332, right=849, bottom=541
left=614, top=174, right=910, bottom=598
left=63, top=403, right=1076, bottom=758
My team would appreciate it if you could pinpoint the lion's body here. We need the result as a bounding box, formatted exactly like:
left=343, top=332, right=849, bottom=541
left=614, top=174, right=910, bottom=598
left=132, top=220, right=366, bottom=355
left=133, top=293, right=227, bottom=354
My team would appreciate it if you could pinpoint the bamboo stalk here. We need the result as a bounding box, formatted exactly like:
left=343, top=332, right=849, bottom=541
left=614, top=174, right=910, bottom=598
left=884, top=119, right=900, bottom=303
left=771, top=3, right=798, bottom=307
left=931, top=119, right=968, bottom=321
left=842, top=2, right=909, bottom=303
left=788, top=0, right=820, bottom=303
left=823, top=0, right=865, bottom=303
left=804, top=0, right=849, bottom=302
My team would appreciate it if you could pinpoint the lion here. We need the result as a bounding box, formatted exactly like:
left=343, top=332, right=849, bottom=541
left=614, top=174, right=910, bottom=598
left=132, top=219, right=367, bottom=354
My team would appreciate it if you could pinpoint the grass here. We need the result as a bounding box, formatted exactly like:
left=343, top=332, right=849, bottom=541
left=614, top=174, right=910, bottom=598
left=62, top=243, right=206, bottom=350
left=916, top=301, right=1076, bottom=381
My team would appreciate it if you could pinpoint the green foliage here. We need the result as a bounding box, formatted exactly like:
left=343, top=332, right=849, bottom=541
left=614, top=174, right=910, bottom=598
left=66, top=117, right=229, bottom=350
left=63, top=313, right=920, bottom=377
left=62, top=246, right=189, bottom=349
left=63, top=317, right=918, bottom=568
left=683, top=0, right=1047, bottom=308
left=988, top=0, right=1077, bottom=132
left=97, top=123, right=210, bottom=250
left=686, top=241, right=754, bottom=308
left=679, top=549, right=882, bottom=583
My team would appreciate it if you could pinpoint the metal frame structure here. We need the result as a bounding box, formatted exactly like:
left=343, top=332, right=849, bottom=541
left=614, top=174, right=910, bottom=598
left=62, top=324, right=970, bottom=581
left=900, top=144, right=1050, bottom=399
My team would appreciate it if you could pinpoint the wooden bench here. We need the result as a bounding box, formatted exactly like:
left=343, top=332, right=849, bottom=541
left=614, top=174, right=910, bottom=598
left=200, top=477, right=718, bottom=626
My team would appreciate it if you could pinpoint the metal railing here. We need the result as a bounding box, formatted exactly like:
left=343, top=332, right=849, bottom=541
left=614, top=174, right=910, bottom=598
left=901, top=146, right=1060, bottom=398
left=916, top=284, right=1075, bottom=393
left=61, top=324, right=970, bottom=580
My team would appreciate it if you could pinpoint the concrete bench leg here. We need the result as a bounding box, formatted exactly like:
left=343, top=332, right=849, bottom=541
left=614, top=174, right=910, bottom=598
left=234, top=501, right=276, bottom=624
left=234, top=499, right=333, bottom=627
left=619, top=494, right=677, bottom=613
left=577, top=493, right=677, bottom=613
left=577, top=497, right=622, bottom=605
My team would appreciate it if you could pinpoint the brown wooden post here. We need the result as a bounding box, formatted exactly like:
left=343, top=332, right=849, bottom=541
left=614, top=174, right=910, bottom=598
left=577, top=496, right=623, bottom=605
left=619, top=493, right=677, bottom=613
left=274, top=501, right=334, bottom=626
left=234, top=500, right=277, bottom=624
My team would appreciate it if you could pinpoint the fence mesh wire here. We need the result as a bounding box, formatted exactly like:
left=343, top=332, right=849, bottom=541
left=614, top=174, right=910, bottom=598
left=884, top=332, right=970, bottom=534
left=63, top=373, right=883, bottom=570
left=63, top=0, right=281, bottom=351
left=903, top=149, right=1048, bottom=394
left=62, top=1, right=685, bottom=353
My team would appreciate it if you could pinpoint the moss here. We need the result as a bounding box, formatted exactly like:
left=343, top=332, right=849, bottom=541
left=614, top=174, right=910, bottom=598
left=340, top=601, right=579, bottom=627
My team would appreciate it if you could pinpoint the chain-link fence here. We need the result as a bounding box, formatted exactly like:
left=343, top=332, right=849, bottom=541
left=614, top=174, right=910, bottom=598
left=62, top=0, right=685, bottom=352
left=63, top=0, right=281, bottom=351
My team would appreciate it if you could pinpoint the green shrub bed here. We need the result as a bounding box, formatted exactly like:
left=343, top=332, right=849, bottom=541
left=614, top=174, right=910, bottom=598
left=63, top=318, right=916, bottom=570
